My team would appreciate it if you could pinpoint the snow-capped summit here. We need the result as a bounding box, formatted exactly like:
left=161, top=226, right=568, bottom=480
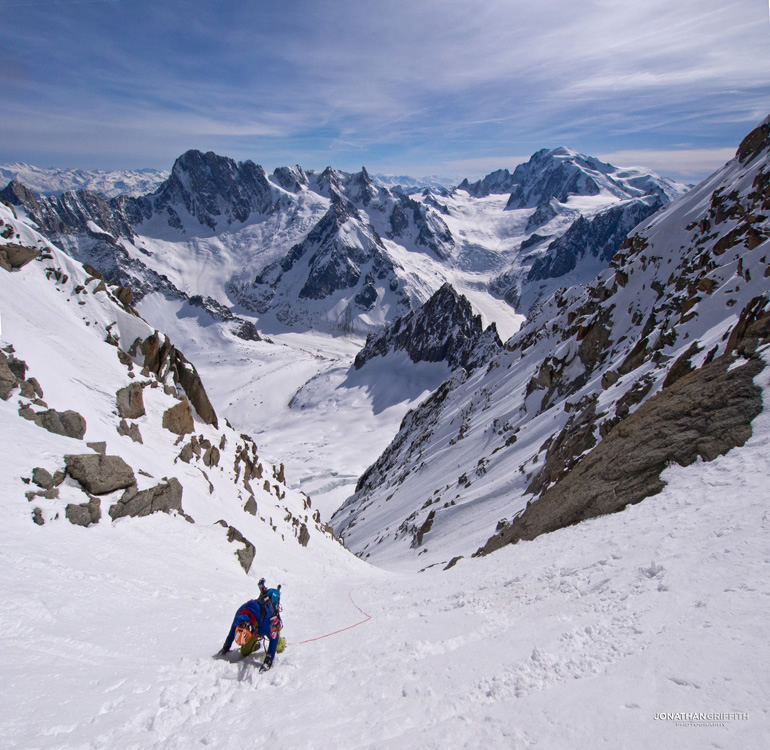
left=142, top=149, right=276, bottom=232
left=341, top=167, right=381, bottom=207
left=238, top=192, right=409, bottom=333
left=504, top=146, right=686, bottom=209
left=271, top=164, right=309, bottom=193
left=455, top=148, right=686, bottom=209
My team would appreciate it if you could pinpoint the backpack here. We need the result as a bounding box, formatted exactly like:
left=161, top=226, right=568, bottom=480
left=263, top=585, right=281, bottom=611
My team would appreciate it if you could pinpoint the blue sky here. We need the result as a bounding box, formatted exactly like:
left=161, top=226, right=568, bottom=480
left=1, top=0, right=768, bottom=182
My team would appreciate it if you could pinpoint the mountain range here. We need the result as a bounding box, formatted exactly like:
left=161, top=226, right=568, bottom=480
left=0, top=142, right=691, bottom=511
left=0, top=162, right=169, bottom=198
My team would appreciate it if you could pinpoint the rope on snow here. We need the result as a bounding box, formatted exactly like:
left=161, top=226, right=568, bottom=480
left=291, top=589, right=372, bottom=645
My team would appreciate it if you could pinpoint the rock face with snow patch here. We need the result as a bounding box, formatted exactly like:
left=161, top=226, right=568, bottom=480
left=240, top=191, right=411, bottom=332
left=354, top=283, right=501, bottom=371
left=457, top=169, right=516, bottom=198
left=138, top=331, right=218, bottom=428
left=139, top=149, right=275, bottom=231
left=503, top=147, right=683, bottom=210
left=526, top=198, right=663, bottom=283
left=456, top=147, right=689, bottom=313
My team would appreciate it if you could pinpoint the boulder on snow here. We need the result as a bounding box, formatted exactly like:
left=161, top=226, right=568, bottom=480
left=31, top=467, right=55, bottom=490
left=117, top=418, right=143, bottom=443
left=0, top=360, right=17, bottom=400
left=109, top=477, right=184, bottom=520
left=116, top=383, right=145, bottom=419
left=162, top=398, right=194, bottom=435
left=37, top=409, right=87, bottom=440
left=0, top=243, right=40, bottom=271
left=202, top=445, right=220, bottom=467
left=4, top=353, right=27, bottom=380
left=64, top=454, right=136, bottom=495
left=65, top=496, right=101, bottom=527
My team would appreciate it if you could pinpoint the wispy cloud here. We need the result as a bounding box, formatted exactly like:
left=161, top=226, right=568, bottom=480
left=0, top=0, right=768, bottom=178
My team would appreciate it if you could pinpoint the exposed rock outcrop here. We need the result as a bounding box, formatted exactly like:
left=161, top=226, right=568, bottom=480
left=477, top=353, right=764, bottom=555
left=116, top=383, right=145, bottom=419
left=139, top=332, right=218, bottom=428
left=36, top=409, right=87, bottom=440
left=162, top=398, right=194, bottom=435
left=117, top=419, right=143, bottom=443
left=0, top=243, right=40, bottom=271
left=109, top=478, right=184, bottom=520
left=354, top=283, right=501, bottom=371
left=527, top=199, right=662, bottom=282
left=0, top=359, right=17, bottom=400
left=217, top=521, right=256, bottom=573
left=66, top=496, right=101, bottom=527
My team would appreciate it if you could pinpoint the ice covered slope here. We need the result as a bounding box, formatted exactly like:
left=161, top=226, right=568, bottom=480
left=333, top=114, right=770, bottom=569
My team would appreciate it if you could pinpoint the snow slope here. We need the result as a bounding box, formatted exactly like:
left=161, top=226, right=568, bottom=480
left=1, top=356, right=768, bottom=749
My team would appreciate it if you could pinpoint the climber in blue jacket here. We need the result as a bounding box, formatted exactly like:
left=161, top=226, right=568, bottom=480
left=218, top=578, right=282, bottom=671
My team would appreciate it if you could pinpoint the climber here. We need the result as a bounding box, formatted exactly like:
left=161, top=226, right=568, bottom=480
left=218, top=578, right=282, bottom=671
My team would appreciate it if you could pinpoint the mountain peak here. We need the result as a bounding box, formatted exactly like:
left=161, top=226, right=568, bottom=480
left=505, top=147, right=683, bottom=209
left=353, top=282, right=502, bottom=371
left=156, top=149, right=273, bottom=230
left=737, top=117, right=770, bottom=165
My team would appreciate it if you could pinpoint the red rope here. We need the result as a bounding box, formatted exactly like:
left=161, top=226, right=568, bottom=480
left=291, top=589, right=372, bottom=645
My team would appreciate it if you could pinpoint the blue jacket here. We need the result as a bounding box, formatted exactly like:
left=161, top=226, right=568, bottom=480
left=223, top=597, right=280, bottom=659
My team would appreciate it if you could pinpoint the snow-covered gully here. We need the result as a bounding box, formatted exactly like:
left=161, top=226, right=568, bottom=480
left=3, top=382, right=769, bottom=748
